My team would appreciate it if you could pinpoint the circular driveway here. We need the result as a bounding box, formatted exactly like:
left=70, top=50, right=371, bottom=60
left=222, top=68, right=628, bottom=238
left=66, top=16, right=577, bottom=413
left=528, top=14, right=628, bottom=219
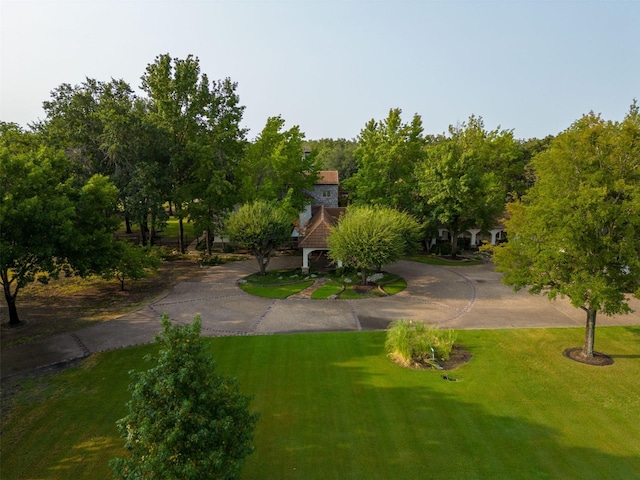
left=153, top=256, right=640, bottom=334
left=2, top=256, right=639, bottom=379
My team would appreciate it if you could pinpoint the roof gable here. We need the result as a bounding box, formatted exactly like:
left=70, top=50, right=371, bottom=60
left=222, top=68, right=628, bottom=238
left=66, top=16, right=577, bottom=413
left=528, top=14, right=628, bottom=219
left=298, top=205, right=345, bottom=249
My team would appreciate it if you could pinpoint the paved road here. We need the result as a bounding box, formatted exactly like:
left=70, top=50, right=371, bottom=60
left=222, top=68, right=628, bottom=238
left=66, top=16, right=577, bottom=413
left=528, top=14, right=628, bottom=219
left=2, top=257, right=639, bottom=379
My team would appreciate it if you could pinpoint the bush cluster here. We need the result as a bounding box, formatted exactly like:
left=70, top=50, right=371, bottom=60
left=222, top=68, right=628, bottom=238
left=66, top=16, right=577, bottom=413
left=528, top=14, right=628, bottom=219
left=385, top=320, right=457, bottom=368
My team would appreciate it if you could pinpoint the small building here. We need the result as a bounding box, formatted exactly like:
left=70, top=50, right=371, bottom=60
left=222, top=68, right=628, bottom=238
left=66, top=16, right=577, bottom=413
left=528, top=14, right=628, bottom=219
left=297, top=205, right=345, bottom=273
left=294, top=170, right=339, bottom=239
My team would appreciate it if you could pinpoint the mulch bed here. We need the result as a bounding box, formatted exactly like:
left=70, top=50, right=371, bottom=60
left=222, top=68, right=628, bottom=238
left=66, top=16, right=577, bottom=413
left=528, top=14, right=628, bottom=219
left=563, top=347, right=614, bottom=366
left=394, top=345, right=473, bottom=372
left=353, top=284, right=377, bottom=294
left=440, top=346, right=473, bottom=370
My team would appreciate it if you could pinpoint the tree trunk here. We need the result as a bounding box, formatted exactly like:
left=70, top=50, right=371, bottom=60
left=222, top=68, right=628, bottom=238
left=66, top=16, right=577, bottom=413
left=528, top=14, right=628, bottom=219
left=6, top=296, right=20, bottom=326
left=178, top=217, right=185, bottom=254
left=125, top=214, right=132, bottom=234
left=361, top=269, right=367, bottom=286
left=256, top=254, right=267, bottom=276
left=150, top=211, right=156, bottom=246
left=139, top=220, right=148, bottom=246
left=2, top=280, right=21, bottom=326
left=583, top=308, right=597, bottom=358
left=451, top=231, right=459, bottom=259
left=205, top=228, right=212, bottom=256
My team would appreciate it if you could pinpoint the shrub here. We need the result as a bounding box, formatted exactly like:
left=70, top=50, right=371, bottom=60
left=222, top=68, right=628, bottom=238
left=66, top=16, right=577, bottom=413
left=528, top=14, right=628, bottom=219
left=432, top=242, right=452, bottom=256
left=198, top=254, right=222, bottom=267
left=385, top=320, right=457, bottom=368
left=110, top=315, right=259, bottom=480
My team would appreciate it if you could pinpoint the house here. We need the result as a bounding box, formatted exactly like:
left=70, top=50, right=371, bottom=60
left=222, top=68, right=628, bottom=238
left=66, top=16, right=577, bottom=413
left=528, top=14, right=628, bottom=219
left=298, top=205, right=345, bottom=273
left=435, top=224, right=507, bottom=248
left=294, top=170, right=340, bottom=237
left=295, top=170, right=507, bottom=270
left=295, top=171, right=344, bottom=273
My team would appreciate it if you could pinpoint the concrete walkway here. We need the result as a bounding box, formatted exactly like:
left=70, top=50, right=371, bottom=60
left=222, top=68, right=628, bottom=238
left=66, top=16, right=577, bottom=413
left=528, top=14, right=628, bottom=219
left=2, top=257, right=639, bottom=379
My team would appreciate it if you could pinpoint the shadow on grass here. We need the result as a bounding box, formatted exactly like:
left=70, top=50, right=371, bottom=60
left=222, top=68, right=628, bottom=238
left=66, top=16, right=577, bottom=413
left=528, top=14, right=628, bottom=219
left=238, top=333, right=640, bottom=480
left=4, top=331, right=640, bottom=480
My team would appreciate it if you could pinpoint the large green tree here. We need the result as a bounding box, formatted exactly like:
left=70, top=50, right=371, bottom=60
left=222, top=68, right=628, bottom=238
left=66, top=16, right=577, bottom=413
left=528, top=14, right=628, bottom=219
left=493, top=105, right=640, bottom=359
left=111, top=315, right=258, bottom=480
left=37, top=77, right=108, bottom=178
left=327, top=206, right=421, bottom=285
left=420, top=116, right=517, bottom=258
left=345, top=108, right=426, bottom=211
left=38, top=78, right=171, bottom=245
left=0, top=124, right=120, bottom=326
left=225, top=201, right=293, bottom=275
left=187, top=78, right=247, bottom=255
left=307, top=137, right=358, bottom=182
left=141, top=54, right=214, bottom=253
left=239, top=116, right=318, bottom=214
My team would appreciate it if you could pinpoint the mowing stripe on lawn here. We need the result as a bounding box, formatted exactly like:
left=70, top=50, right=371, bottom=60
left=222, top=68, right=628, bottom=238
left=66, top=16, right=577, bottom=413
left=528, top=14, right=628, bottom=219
left=2, top=327, right=639, bottom=479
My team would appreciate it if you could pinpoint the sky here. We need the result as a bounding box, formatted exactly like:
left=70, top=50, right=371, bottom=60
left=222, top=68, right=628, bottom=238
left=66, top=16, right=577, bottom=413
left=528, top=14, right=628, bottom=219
left=1, top=0, right=639, bottom=141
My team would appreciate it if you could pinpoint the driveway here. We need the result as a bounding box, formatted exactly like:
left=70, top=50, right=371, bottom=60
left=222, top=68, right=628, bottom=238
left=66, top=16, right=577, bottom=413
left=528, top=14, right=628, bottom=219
left=2, top=257, right=639, bottom=379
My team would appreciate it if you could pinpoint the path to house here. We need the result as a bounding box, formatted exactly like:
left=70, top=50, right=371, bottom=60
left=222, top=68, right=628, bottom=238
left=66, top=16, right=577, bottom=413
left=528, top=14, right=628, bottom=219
left=2, top=256, right=639, bottom=379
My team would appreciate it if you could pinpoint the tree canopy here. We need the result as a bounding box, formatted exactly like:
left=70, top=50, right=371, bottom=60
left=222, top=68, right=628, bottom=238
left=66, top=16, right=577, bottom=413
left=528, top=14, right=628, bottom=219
left=238, top=116, right=317, bottom=215
left=345, top=108, right=426, bottom=212
left=225, top=201, right=293, bottom=275
left=307, top=137, right=358, bottom=182
left=328, top=205, right=421, bottom=285
left=420, top=116, right=517, bottom=257
left=140, top=54, right=249, bottom=253
left=493, top=104, right=640, bottom=359
left=111, top=315, right=258, bottom=480
left=0, top=123, right=120, bottom=326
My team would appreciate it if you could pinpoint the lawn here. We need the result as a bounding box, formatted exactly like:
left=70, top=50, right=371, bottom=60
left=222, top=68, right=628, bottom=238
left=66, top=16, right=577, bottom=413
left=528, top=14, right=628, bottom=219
left=239, top=269, right=406, bottom=299
left=240, top=281, right=314, bottom=299
left=238, top=269, right=315, bottom=298
left=2, top=327, right=640, bottom=479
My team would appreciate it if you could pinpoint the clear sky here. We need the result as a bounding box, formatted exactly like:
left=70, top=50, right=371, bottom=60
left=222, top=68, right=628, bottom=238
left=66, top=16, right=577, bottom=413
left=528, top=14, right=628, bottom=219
left=1, top=0, right=638, bottom=140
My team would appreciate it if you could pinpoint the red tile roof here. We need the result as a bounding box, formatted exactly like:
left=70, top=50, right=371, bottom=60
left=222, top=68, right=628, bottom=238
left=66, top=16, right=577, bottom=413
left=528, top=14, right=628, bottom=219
left=315, top=170, right=339, bottom=185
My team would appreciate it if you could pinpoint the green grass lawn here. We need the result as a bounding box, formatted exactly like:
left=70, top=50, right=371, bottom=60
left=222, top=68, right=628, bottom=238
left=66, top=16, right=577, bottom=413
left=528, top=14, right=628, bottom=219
left=157, top=217, right=195, bottom=239
left=240, top=281, right=314, bottom=299
left=311, top=281, right=344, bottom=299
left=3, top=327, right=640, bottom=479
left=239, top=269, right=315, bottom=298
left=380, top=277, right=407, bottom=295
left=240, top=269, right=406, bottom=299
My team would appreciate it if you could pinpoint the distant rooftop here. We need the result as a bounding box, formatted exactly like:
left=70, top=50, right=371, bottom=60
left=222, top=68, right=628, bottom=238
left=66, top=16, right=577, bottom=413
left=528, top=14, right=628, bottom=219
left=315, top=170, right=339, bottom=185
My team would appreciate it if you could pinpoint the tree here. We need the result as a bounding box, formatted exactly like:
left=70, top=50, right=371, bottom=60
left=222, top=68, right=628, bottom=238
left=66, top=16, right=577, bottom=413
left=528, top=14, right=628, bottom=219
left=110, top=315, right=258, bottom=480
left=306, top=137, right=358, bottom=181
left=420, top=116, right=515, bottom=258
left=38, top=77, right=171, bottom=244
left=37, top=78, right=108, bottom=178
left=101, top=242, right=161, bottom=291
left=327, top=206, right=421, bottom=285
left=238, top=116, right=318, bottom=214
left=225, top=201, right=292, bottom=276
left=493, top=105, right=640, bottom=359
left=0, top=123, right=120, bottom=326
left=96, top=85, right=171, bottom=245
left=345, top=108, right=426, bottom=211
left=187, top=78, right=247, bottom=255
left=141, top=54, right=214, bottom=253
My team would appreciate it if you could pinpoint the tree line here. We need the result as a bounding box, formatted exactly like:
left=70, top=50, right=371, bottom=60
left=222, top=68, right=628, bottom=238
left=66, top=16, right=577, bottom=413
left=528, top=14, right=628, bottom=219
left=2, top=53, right=638, bottom=361
left=1, top=54, right=319, bottom=326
